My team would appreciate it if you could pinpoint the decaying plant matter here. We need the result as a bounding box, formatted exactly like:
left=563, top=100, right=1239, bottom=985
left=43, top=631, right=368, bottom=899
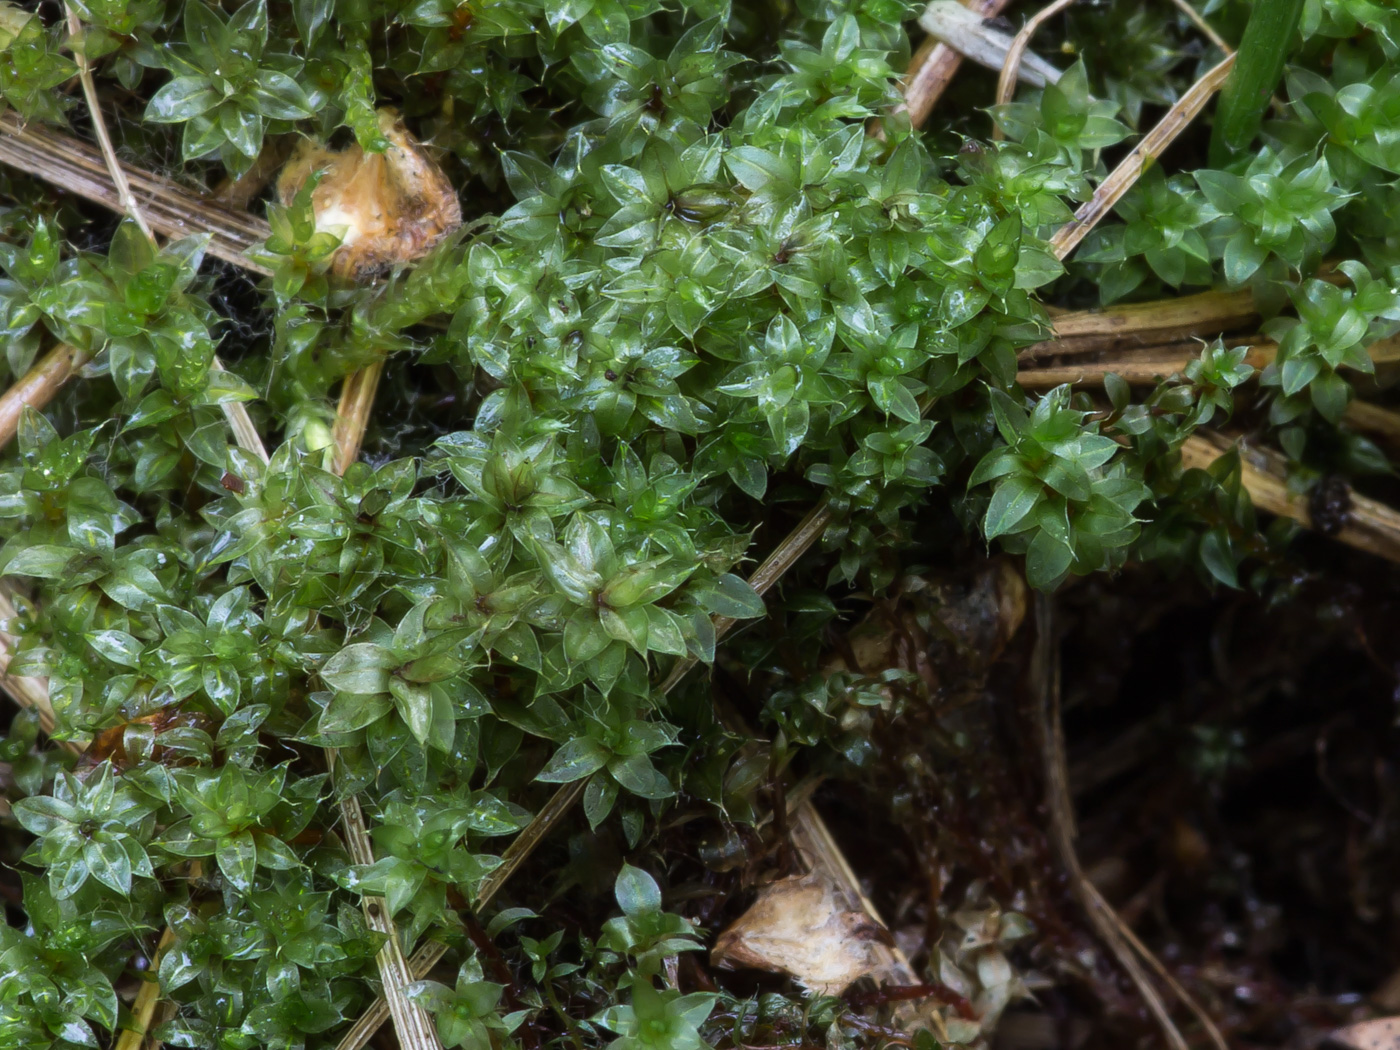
left=712, top=869, right=890, bottom=997
left=275, top=108, right=463, bottom=281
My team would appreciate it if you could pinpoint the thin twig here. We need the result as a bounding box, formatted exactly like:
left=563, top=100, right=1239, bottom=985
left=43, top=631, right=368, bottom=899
left=1048, top=52, right=1236, bottom=259
left=1181, top=431, right=1400, bottom=564
left=1034, top=595, right=1194, bottom=1050
left=63, top=5, right=154, bottom=243
left=993, top=0, right=1077, bottom=138
left=331, top=359, right=385, bottom=476
left=1090, top=881, right=1231, bottom=1050
left=899, top=0, right=1022, bottom=131
left=1046, top=593, right=1229, bottom=1050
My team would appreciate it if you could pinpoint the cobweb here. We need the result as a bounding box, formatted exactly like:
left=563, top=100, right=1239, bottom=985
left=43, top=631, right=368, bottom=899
left=205, top=258, right=275, bottom=363
left=98, top=105, right=278, bottom=380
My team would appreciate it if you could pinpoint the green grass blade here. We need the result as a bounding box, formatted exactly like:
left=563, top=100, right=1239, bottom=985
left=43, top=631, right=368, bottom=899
left=1208, top=0, right=1305, bottom=166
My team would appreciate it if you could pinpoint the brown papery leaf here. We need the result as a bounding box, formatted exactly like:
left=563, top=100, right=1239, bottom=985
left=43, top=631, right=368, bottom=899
left=711, top=870, right=892, bottom=996
left=1332, top=1018, right=1400, bottom=1050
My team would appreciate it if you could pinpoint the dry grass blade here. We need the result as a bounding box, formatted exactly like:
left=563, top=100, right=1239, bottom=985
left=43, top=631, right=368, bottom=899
left=788, top=804, right=944, bottom=1033
left=1018, top=331, right=1400, bottom=387
left=1019, top=346, right=1242, bottom=387
left=63, top=6, right=154, bottom=244
left=0, top=112, right=272, bottom=274
left=113, top=926, right=176, bottom=1050
left=209, top=358, right=268, bottom=463
left=1342, top=400, right=1400, bottom=449
left=0, top=110, right=271, bottom=468
left=330, top=765, right=445, bottom=1050
left=322, top=377, right=443, bottom=1050
left=331, top=360, right=385, bottom=476
left=332, top=778, right=589, bottom=1050
left=1181, top=431, right=1400, bottom=564
left=1030, top=263, right=1343, bottom=359
left=1035, top=595, right=1203, bottom=1050
left=1048, top=52, right=1236, bottom=259
left=0, top=344, right=87, bottom=449
left=899, top=0, right=1017, bottom=129
left=1022, top=289, right=1258, bottom=360
left=1167, top=0, right=1232, bottom=54
left=992, top=0, right=1077, bottom=138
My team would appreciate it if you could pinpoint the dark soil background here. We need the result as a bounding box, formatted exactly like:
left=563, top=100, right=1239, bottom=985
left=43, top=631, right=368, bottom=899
left=807, top=539, right=1400, bottom=1050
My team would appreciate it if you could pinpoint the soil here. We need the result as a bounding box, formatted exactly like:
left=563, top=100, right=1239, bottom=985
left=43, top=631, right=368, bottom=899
left=802, top=536, right=1400, bottom=1050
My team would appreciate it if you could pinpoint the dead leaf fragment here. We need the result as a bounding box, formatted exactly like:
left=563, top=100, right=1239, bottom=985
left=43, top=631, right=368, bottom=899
left=712, top=871, right=890, bottom=996
left=1332, top=1018, right=1400, bottom=1050
left=276, top=108, right=461, bottom=281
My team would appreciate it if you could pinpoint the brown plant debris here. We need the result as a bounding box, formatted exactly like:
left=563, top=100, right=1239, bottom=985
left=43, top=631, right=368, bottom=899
left=0, top=111, right=272, bottom=274
left=917, top=1, right=1064, bottom=87
left=896, top=0, right=1013, bottom=130
left=711, top=868, right=893, bottom=996
left=1331, top=1018, right=1400, bottom=1050
left=276, top=108, right=462, bottom=281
